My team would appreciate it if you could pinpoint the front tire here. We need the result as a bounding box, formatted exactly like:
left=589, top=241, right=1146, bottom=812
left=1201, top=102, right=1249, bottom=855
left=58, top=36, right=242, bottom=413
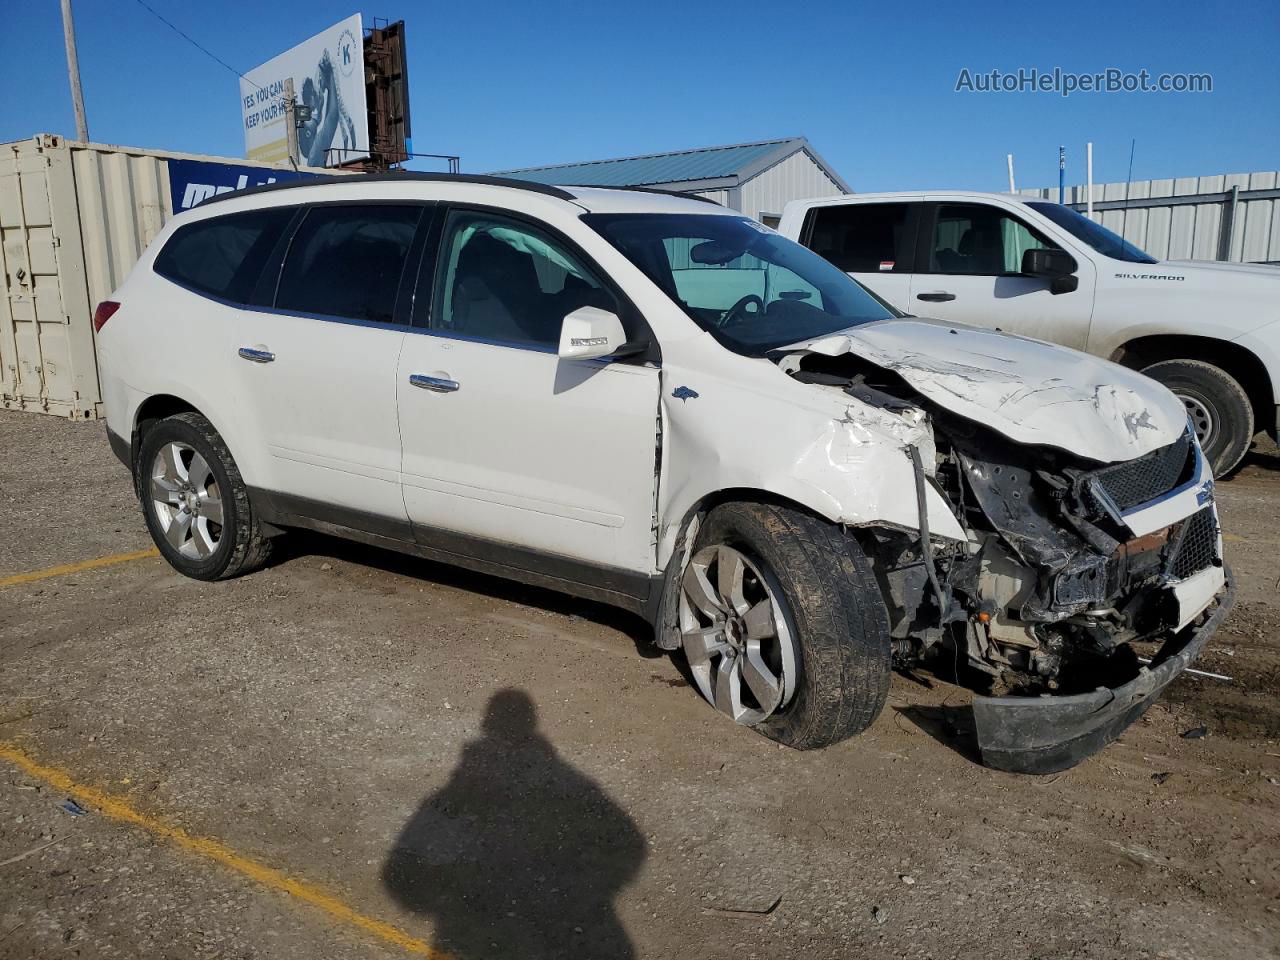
left=136, top=412, right=274, bottom=580
left=1142, top=359, right=1253, bottom=475
left=679, top=502, right=891, bottom=750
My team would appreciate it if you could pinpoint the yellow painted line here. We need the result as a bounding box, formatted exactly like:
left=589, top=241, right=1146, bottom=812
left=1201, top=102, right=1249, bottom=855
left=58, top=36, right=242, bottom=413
left=0, top=548, right=160, bottom=588
left=0, top=742, right=447, bottom=959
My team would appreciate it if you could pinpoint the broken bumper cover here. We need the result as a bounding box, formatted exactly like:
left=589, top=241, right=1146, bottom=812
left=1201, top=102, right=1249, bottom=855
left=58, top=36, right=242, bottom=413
left=972, top=565, right=1235, bottom=775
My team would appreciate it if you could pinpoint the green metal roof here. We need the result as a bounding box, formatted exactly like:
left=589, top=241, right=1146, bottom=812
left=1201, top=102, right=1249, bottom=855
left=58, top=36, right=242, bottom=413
left=492, top=137, right=846, bottom=190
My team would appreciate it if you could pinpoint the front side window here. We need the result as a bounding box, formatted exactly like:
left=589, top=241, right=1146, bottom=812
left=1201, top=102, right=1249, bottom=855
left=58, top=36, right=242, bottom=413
left=275, top=205, right=422, bottom=323
left=584, top=213, right=893, bottom=356
left=1026, top=201, right=1158, bottom=264
left=154, top=207, right=294, bottom=303
left=434, top=212, right=616, bottom=349
left=928, top=204, right=1059, bottom=276
left=804, top=202, right=914, bottom=273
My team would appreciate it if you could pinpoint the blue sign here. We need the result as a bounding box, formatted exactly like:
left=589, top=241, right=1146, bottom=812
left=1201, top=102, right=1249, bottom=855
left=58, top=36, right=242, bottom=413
left=168, top=158, right=321, bottom=212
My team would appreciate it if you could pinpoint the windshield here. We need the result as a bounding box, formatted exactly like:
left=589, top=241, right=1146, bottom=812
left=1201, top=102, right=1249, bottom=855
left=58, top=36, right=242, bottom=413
left=1026, top=201, right=1157, bottom=264
left=583, top=213, right=895, bottom=355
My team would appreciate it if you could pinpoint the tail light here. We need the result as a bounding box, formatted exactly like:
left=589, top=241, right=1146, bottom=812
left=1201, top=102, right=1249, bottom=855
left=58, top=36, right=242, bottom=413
left=93, top=300, right=120, bottom=333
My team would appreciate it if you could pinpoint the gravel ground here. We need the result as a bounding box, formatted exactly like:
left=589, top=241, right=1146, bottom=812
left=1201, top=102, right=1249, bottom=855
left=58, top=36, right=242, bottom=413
left=1, top=409, right=1277, bottom=960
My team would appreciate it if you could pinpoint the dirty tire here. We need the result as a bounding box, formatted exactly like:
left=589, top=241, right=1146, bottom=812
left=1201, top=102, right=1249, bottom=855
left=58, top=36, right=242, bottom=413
left=694, top=502, right=891, bottom=750
left=1142, top=359, right=1253, bottom=475
left=136, top=412, right=274, bottom=581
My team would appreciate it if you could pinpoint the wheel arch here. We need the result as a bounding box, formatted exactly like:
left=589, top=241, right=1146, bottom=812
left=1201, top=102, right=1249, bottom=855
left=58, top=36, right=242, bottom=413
left=1111, top=335, right=1275, bottom=437
left=651, top=485, right=857, bottom=645
left=128, top=394, right=259, bottom=496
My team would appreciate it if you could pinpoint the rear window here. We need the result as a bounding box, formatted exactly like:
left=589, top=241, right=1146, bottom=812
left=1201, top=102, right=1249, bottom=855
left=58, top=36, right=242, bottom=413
left=804, top=203, right=914, bottom=273
left=154, top=208, right=294, bottom=303
left=275, top=205, right=423, bottom=324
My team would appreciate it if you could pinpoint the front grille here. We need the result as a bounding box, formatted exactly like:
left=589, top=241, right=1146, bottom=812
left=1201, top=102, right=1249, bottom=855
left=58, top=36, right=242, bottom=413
left=1170, top=507, right=1218, bottom=579
left=1094, top=432, right=1192, bottom=511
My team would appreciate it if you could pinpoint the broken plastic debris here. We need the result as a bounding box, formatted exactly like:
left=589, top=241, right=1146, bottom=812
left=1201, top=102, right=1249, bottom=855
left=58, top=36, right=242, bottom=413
left=1181, top=725, right=1209, bottom=739
left=702, top=894, right=782, bottom=919
left=60, top=799, right=86, bottom=816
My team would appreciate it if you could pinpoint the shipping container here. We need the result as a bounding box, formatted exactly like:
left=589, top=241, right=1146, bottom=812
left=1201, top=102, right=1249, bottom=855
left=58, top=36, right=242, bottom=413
left=0, top=134, right=343, bottom=420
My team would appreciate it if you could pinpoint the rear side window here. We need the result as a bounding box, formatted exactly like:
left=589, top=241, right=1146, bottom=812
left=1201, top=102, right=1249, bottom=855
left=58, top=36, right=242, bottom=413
left=804, top=203, right=914, bottom=273
left=276, top=205, right=423, bottom=323
left=154, top=208, right=294, bottom=303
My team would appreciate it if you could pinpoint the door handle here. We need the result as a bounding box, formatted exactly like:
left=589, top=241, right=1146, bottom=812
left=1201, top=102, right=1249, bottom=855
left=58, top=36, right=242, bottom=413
left=409, top=374, right=460, bottom=393
left=916, top=292, right=956, bottom=303
left=238, top=346, right=276, bottom=363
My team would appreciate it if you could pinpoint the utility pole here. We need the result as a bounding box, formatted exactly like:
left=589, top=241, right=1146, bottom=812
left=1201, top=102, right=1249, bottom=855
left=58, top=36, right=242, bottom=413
left=60, top=0, right=89, bottom=142
left=283, top=78, right=300, bottom=167
left=1006, top=154, right=1016, bottom=193
left=1086, top=142, right=1094, bottom=218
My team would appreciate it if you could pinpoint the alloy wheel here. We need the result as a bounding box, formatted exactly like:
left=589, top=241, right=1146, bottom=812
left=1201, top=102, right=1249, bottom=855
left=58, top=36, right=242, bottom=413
left=150, top=441, right=225, bottom=560
left=679, top=544, right=798, bottom=724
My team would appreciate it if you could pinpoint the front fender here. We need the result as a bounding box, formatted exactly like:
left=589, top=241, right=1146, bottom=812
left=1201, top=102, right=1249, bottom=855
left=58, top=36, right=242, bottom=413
left=655, top=367, right=967, bottom=567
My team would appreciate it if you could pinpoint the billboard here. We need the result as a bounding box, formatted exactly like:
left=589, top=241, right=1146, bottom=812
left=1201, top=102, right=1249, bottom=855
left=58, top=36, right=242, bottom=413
left=366, top=20, right=412, bottom=166
left=240, top=14, right=368, bottom=167
left=167, top=159, right=322, bottom=212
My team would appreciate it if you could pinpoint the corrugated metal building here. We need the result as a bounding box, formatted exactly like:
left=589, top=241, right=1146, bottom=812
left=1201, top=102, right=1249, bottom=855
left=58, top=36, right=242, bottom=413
left=1021, top=172, right=1280, bottom=264
left=492, top=137, right=850, bottom=225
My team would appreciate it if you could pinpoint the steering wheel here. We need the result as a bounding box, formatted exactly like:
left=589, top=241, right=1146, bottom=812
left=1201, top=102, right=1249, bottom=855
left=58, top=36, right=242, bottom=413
left=718, top=294, right=764, bottom=328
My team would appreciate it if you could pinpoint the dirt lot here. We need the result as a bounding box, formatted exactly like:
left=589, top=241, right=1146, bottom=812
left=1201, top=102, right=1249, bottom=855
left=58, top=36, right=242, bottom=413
left=1, top=409, right=1277, bottom=960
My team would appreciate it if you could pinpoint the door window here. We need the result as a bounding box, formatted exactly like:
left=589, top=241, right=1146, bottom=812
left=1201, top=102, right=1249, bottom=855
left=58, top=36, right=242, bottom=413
left=434, top=212, right=616, bottom=349
left=275, top=205, right=423, bottom=323
left=928, top=204, right=1058, bottom=276
left=154, top=207, right=295, bottom=303
left=803, top=203, right=914, bottom=273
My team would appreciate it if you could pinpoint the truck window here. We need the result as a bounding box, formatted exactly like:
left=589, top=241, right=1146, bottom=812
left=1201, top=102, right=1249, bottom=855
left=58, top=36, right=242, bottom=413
left=1025, top=201, right=1158, bottom=264
left=928, top=204, right=1058, bottom=276
left=804, top=203, right=913, bottom=273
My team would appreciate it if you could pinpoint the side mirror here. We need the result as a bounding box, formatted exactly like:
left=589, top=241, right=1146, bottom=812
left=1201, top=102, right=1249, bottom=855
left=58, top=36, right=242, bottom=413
left=1021, top=247, right=1079, bottom=295
left=558, top=306, right=628, bottom=360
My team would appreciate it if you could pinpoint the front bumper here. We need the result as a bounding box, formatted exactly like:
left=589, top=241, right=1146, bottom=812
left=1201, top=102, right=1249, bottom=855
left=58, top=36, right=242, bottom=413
left=972, top=565, right=1234, bottom=775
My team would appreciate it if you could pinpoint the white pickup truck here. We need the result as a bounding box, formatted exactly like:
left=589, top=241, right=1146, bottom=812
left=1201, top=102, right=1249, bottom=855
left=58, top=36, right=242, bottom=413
left=778, top=191, right=1280, bottom=474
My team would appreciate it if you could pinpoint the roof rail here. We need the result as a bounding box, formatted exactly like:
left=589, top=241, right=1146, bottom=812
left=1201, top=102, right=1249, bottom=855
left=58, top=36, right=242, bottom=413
left=565, top=183, right=722, bottom=205
left=197, top=171, right=579, bottom=207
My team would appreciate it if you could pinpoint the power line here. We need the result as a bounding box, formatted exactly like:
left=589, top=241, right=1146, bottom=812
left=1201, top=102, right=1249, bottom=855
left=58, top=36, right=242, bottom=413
left=130, top=0, right=261, bottom=90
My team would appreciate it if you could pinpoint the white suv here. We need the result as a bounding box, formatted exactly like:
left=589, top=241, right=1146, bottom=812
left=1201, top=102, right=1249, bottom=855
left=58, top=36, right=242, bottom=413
left=97, top=174, right=1232, bottom=774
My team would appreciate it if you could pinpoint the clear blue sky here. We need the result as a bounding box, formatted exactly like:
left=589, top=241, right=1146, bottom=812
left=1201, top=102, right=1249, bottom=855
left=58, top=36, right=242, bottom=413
left=3, top=0, right=1276, bottom=192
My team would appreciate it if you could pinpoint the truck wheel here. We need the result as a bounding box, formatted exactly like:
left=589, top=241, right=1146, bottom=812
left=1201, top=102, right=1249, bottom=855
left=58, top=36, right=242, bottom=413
left=1142, top=359, right=1253, bottom=475
left=136, top=412, right=274, bottom=581
left=678, top=502, right=891, bottom=750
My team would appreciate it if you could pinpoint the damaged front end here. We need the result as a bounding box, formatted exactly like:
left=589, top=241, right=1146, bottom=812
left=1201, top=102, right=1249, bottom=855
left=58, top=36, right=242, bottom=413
left=779, top=330, right=1233, bottom=774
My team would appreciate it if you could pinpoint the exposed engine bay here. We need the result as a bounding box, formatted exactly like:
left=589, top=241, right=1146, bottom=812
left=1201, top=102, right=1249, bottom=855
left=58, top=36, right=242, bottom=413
left=778, top=347, right=1225, bottom=701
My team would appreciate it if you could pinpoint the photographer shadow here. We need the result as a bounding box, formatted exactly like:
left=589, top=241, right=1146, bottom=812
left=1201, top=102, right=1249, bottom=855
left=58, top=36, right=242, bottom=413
left=382, top=689, right=644, bottom=959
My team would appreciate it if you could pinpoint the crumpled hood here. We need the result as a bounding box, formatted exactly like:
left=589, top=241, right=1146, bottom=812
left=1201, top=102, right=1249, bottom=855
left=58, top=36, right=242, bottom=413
left=785, top=318, right=1186, bottom=463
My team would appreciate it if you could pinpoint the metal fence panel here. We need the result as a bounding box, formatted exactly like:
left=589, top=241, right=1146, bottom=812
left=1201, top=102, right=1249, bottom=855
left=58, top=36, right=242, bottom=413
left=1021, top=170, right=1280, bottom=264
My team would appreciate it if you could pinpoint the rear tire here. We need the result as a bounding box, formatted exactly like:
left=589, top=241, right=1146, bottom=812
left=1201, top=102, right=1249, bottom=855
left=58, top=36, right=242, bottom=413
left=680, top=502, right=892, bottom=750
left=136, top=412, right=274, bottom=580
left=1142, top=359, right=1253, bottom=475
